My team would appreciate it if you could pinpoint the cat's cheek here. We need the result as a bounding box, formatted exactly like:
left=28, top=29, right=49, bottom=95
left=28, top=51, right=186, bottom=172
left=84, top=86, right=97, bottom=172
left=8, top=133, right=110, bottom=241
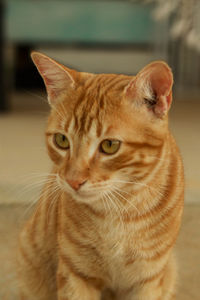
left=46, top=144, right=66, bottom=165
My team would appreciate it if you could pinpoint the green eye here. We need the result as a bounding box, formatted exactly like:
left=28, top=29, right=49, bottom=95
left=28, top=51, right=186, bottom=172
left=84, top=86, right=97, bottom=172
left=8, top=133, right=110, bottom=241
left=100, top=139, right=121, bottom=155
left=54, top=133, right=69, bottom=149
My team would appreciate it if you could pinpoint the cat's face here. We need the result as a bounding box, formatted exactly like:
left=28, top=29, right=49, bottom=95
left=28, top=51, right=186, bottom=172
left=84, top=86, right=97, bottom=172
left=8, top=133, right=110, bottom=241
left=32, top=52, right=173, bottom=204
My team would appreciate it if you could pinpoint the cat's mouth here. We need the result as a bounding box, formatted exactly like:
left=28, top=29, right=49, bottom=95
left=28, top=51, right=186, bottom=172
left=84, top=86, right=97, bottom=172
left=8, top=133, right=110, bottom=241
left=68, top=187, right=103, bottom=203
left=56, top=175, right=104, bottom=202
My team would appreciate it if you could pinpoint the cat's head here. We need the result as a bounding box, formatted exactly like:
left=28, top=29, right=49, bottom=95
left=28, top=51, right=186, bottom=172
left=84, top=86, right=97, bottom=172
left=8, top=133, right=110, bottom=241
left=31, top=52, right=173, bottom=204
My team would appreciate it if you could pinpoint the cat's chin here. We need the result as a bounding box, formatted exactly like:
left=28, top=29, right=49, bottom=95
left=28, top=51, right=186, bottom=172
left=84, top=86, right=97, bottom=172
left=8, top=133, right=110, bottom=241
left=76, top=194, right=100, bottom=204
left=59, top=183, right=101, bottom=203
left=67, top=189, right=101, bottom=204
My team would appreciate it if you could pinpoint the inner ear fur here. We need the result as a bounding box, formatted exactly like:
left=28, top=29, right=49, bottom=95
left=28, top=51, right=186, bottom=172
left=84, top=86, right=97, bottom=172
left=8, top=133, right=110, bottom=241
left=125, top=61, right=173, bottom=118
left=31, top=52, right=75, bottom=106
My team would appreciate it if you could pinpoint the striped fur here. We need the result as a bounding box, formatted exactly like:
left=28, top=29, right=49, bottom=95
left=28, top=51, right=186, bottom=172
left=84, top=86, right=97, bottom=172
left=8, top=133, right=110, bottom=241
left=18, top=53, right=184, bottom=300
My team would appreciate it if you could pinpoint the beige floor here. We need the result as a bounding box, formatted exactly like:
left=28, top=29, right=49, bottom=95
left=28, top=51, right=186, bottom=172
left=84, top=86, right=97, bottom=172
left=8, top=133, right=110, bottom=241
left=0, top=92, right=200, bottom=299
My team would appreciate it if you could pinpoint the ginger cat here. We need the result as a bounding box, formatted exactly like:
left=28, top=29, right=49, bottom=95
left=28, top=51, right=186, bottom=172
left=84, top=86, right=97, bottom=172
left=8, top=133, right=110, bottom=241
left=18, top=52, right=184, bottom=300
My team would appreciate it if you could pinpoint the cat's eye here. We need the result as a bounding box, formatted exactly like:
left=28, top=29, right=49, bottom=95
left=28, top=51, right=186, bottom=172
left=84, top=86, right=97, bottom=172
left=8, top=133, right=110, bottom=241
left=54, top=133, right=69, bottom=149
left=100, top=139, right=121, bottom=155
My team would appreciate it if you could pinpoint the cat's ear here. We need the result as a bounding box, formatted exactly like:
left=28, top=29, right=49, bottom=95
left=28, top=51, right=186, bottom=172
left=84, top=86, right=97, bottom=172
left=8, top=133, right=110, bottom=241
left=31, top=52, right=75, bottom=106
left=125, top=61, right=173, bottom=118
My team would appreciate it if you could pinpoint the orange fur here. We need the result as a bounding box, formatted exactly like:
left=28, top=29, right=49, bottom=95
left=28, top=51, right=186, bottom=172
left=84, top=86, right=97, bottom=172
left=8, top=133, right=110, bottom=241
left=17, top=53, right=184, bottom=300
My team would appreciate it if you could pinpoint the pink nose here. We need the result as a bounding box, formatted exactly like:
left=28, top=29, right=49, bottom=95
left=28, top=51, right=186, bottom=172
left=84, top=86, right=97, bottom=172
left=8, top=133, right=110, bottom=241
left=66, top=179, right=86, bottom=191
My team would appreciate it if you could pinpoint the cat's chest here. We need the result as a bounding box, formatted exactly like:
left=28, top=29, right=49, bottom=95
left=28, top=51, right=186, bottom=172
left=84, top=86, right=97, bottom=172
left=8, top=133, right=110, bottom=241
left=98, top=221, right=136, bottom=265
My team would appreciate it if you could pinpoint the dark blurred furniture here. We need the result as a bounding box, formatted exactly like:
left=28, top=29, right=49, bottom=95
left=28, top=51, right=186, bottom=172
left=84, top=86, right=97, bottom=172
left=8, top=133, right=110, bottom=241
left=0, top=1, right=7, bottom=111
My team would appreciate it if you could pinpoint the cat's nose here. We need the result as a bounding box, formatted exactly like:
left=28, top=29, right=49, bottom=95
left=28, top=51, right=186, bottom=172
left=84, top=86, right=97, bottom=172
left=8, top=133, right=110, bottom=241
left=66, top=179, right=87, bottom=191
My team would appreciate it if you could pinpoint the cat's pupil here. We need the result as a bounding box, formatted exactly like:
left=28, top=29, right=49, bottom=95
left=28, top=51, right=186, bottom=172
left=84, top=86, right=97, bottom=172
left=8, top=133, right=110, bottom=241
left=108, top=140, right=112, bottom=147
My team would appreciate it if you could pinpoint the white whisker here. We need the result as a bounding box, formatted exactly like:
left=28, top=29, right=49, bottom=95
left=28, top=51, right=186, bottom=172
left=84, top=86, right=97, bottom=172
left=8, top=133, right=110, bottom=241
left=106, top=190, right=125, bottom=229
left=46, top=185, right=61, bottom=224
left=111, top=187, right=140, bottom=215
left=109, top=179, right=163, bottom=198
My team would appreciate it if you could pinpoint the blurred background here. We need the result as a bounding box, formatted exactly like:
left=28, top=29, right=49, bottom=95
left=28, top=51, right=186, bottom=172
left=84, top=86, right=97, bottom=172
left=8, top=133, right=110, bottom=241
left=0, top=0, right=199, bottom=299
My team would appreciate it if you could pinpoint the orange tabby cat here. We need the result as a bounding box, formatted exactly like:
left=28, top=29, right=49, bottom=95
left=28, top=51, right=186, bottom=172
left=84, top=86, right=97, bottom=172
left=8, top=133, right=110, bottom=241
left=18, top=52, right=184, bottom=300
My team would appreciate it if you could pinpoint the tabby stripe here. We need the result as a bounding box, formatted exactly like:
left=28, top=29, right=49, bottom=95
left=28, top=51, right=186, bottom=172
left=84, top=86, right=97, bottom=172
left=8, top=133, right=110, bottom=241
left=30, top=184, right=56, bottom=246
left=137, top=189, right=183, bottom=236
left=73, top=92, right=86, bottom=130
left=157, top=272, right=164, bottom=287
left=64, top=113, right=73, bottom=133
left=57, top=272, right=68, bottom=290
left=136, top=142, right=166, bottom=176
left=124, top=154, right=178, bottom=223
left=126, top=141, right=163, bottom=150
left=99, top=76, right=117, bottom=93
left=44, top=189, right=59, bottom=233
left=47, top=144, right=63, bottom=164
left=82, top=203, right=106, bottom=219
left=84, top=75, right=97, bottom=90
left=170, top=292, right=176, bottom=300
left=78, top=111, right=88, bottom=133
left=60, top=253, right=102, bottom=289
left=19, top=244, right=40, bottom=275
left=46, top=132, right=53, bottom=136
left=95, top=80, right=102, bottom=98
left=129, top=165, right=156, bottom=182
left=144, top=233, right=178, bottom=261
left=127, top=147, right=165, bottom=184
left=99, top=93, right=105, bottom=109
left=144, top=132, right=164, bottom=146
left=124, top=262, right=166, bottom=293
left=64, top=211, right=89, bottom=239
left=142, top=225, right=179, bottom=255
left=140, top=268, right=164, bottom=285
left=89, top=77, right=107, bottom=100
left=125, top=257, right=135, bottom=266
left=75, top=96, right=97, bottom=134
left=104, top=152, right=135, bottom=170
left=59, top=254, right=78, bottom=275
left=95, top=111, right=103, bottom=138
left=131, top=161, right=154, bottom=168
left=61, top=226, right=102, bottom=260
left=29, top=214, right=41, bottom=251
left=104, top=77, right=127, bottom=94
left=86, top=116, right=93, bottom=133
left=142, top=199, right=182, bottom=242
left=128, top=158, right=159, bottom=180
left=62, top=200, right=94, bottom=239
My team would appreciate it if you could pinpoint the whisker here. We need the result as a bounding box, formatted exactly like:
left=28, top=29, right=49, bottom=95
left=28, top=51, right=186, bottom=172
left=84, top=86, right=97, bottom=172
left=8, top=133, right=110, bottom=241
left=112, top=186, right=133, bottom=196
left=110, top=189, right=129, bottom=214
left=101, top=192, right=112, bottom=217
left=11, top=172, right=57, bottom=189
left=106, top=190, right=125, bottom=229
left=147, top=155, right=170, bottom=162
left=15, top=178, right=55, bottom=200
left=23, top=89, right=49, bottom=104
left=20, top=196, right=40, bottom=219
left=46, top=185, right=61, bottom=224
left=109, top=179, right=163, bottom=198
left=103, top=191, right=117, bottom=221
left=111, top=187, right=140, bottom=215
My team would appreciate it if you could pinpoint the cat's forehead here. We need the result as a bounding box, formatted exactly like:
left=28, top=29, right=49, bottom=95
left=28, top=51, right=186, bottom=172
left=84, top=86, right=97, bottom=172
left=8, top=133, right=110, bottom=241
left=49, top=74, right=131, bottom=133
left=47, top=72, right=160, bottom=142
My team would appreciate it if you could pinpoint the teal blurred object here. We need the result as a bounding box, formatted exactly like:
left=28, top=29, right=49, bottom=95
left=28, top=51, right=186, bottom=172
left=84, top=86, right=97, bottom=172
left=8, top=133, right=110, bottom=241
left=5, top=0, right=155, bottom=44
